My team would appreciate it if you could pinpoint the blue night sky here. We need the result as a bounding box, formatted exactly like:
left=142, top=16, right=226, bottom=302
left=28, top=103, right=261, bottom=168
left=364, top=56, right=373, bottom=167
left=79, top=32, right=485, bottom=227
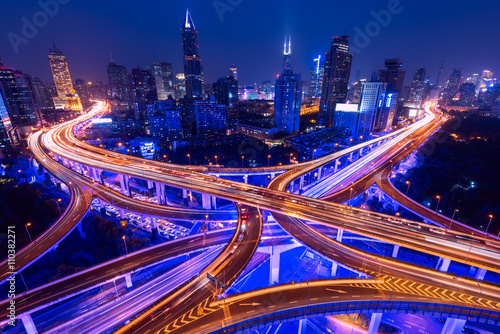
left=1, top=0, right=498, bottom=86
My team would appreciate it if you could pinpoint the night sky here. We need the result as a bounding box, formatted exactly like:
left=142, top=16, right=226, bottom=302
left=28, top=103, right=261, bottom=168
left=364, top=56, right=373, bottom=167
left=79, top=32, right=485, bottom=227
left=1, top=0, right=498, bottom=86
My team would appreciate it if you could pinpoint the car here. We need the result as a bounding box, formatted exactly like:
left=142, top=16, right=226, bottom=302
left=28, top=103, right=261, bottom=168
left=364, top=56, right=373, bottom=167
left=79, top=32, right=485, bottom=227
left=407, top=222, right=421, bottom=229
left=429, top=227, right=446, bottom=235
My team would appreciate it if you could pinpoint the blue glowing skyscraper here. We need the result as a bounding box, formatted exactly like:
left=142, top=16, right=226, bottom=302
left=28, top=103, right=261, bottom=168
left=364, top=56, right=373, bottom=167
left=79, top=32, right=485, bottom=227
left=182, top=9, right=204, bottom=100
left=274, top=36, right=301, bottom=136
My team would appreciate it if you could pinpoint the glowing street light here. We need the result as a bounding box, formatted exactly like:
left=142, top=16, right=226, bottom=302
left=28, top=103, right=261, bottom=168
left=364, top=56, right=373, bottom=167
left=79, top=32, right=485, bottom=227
left=122, top=235, right=128, bottom=254
left=187, top=154, right=191, bottom=165
left=56, top=198, right=62, bottom=215
left=25, top=223, right=32, bottom=242
left=486, top=215, right=494, bottom=235
left=241, top=155, right=244, bottom=167
left=449, top=209, right=458, bottom=229
left=267, top=154, right=271, bottom=167
left=435, top=195, right=441, bottom=212
left=214, top=155, right=218, bottom=166
left=405, top=181, right=410, bottom=196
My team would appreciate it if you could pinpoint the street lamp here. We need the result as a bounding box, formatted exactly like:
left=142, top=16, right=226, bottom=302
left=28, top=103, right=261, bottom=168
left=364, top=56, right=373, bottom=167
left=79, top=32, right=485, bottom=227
left=405, top=181, right=410, bottom=196
left=435, top=195, right=441, bottom=212
left=122, top=235, right=128, bottom=254
left=214, top=155, right=218, bottom=166
left=267, top=155, right=271, bottom=167
left=241, top=155, right=244, bottom=167
left=450, top=209, right=458, bottom=229
left=56, top=198, right=62, bottom=215
left=349, top=187, right=354, bottom=206
left=485, top=215, right=494, bottom=235
left=187, top=154, right=191, bottom=165
left=25, top=223, right=32, bottom=242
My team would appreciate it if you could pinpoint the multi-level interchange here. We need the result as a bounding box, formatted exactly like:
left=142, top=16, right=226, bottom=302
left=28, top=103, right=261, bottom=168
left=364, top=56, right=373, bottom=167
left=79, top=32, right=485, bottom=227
left=2, top=100, right=500, bottom=334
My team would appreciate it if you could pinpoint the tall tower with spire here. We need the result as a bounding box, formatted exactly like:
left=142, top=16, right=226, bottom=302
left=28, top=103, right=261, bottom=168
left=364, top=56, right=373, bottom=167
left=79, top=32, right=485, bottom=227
left=181, top=9, right=204, bottom=100
left=274, top=36, right=301, bottom=136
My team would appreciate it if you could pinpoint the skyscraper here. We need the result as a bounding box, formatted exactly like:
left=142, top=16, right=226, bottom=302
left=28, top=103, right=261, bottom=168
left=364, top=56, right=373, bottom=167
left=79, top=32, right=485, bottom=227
left=357, top=82, right=397, bottom=136
left=151, top=62, right=175, bottom=100
left=0, top=64, right=39, bottom=128
left=319, top=34, right=353, bottom=127
left=407, top=68, right=426, bottom=106
left=213, top=75, right=238, bottom=107
left=195, top=97, right=227, bottom=138
left=182, top=10, right=204, bottom=99
left=31, top=77, right=54, bottom=111
left=309, top=55, right=324, bottom=98
left=107, top=62, right=132, bottom=106
left=47, top=44, right=82, bottom=111
left=229, top=64, right=238, bottom=81
left=456, top=83, right=476, bottom=107
left=378, top=59, right=406, bottom=93
left=129, top=67, right=156, bottom=119
left=0, top=87, right=14, bottom=153
left=175, top=73, right=186, bottom=99
left=441, top=68, right=462, bottom=106
left=274, top=36, right=301, bottom=136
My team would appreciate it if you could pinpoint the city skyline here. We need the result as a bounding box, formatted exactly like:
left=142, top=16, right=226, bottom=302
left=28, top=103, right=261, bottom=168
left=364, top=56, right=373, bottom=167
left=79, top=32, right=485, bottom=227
left=1, top=0, right=499, bottom=86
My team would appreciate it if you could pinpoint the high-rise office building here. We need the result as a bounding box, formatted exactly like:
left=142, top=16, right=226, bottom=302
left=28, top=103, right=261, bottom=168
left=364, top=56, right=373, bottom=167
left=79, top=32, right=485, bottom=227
left=151, top=62, right=175, bottom=100
left=48, top=44, right=82, bottom=111
left=195, top=97, right=227, bottom=138
left=129, top=67, right=156, bottom=119
left=346, top=80, right=365, bottom=104
left=441, top=68, right=462, bottom=106
left=407, top=68, right=427, bottom=106
left=229, top=64, right=238, bottom=81
left=319, top=34, right=352, bottom=127
left=274, top=36, right=301, bottom=136
left=107, top=62, right=132, bottom=106
left=476, top=70, right=494, bottom=96
left=213, top=76, right=238, bottom=108
left=148, top=100, right=182, bottom=142
left=0, top=89, right=14, bottom=153
left=175, top=73, right=186, bottom=99
left=182, top=9, right=204, bottom=99
left=31, top=77, right=54, bottom=111
left=378, top=59, right=405, bottom=92
left=0, top=64, right=39, bottom=128
left=309, top=55, right=324, bottom=98
left=357, top=82, right=397, bottom=136
left=456, top=83, right=476, bottom=107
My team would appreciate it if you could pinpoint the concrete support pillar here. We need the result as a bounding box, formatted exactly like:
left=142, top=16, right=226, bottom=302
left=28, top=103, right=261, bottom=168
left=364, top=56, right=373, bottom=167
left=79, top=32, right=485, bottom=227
left=331, top=261, right=338, bottom=278
left=243, top=175, right=248, bottom=184
left=125, top=273, right=133, bottom=288
left=155, top=182, right=163, bottom=205
left=183, top=189, right=188, bottom=199
left=119, top=174, right=128, bottom=196
left=334, top=159, right=339, bottom=173
left=392, top=245, right=400, bottom=258
left=211, top=196, right=217, bottom=210
left=440, top=318, right=466, bottom=334
left=270, top=172, right=276, bottom=180
left=359, top=147, right=363, bottom=156
left=92, top=167, right=99, bottom=182
left=317, top=167, right=322, bottom=181
left=436, top=257, right=451, bottom=272
left=269, top=247, right=280, bottom=285
left=369, top=144, right=373, bottom=150
left=336, top=229, right=343, bottom=243
left=151, top=217, right=158, bottom=239
left=21, top=314, right=38, bottom=334
left=367, top=313, right=382, bottom=334
left=147, top=180, right=154, bottom=189
left=349, top=152, right=353, bottom=161
left=299, top=175, right=304, bottom=190
left=475, top=268, right=487, bottom=281
left=77, top=221, right=86, bottom=239
left=119, top=208, right=125, bottom=220
left=202, top=193, right=212, bottom=210
left=298, top=319, right=307, bottom=334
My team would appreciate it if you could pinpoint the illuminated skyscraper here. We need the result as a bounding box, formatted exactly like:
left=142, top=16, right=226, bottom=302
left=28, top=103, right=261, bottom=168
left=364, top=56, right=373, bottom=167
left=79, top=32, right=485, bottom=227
left=229, top=64, right=238, bottom=81
left=319, top=34, right=353, bottom=127
left=274, top=36, right=301, bottom=136
left=107, top=62, right=132, bottom=106
left=309, top=55, right=324, bottom=97
left=407, top=68, right=426, bottom=106
left=182, top=9, right=204, bottom=99
left=357, top=82, right=397, bottom=136
left=48, top=44, right=82, bottom=111
left=175, top=73, right=186, bottom=99
left=129, top=67, right=156, bottom=119
left=441, top=68, right=462, bottom=106
left=151, top=62, right=175, bottom=100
